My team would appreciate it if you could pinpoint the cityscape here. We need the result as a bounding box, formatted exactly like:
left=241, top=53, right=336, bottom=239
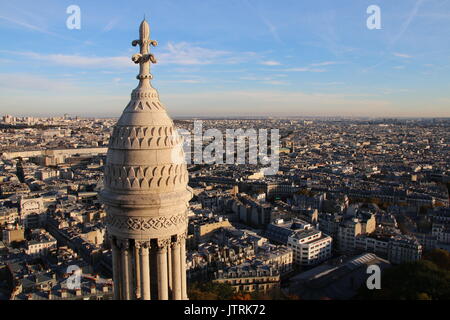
left=0, top=0, right=449, bottom=306
left=1, top=114, right=448, bottom=300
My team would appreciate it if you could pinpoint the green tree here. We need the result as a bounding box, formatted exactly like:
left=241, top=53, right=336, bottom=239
left=356, top=260, right=450, bottom=300
left=416, top=292, right=432, bottom=300
left=187, top=281, right=235, bottom=300
left=423, top=249, right=450, bottom=271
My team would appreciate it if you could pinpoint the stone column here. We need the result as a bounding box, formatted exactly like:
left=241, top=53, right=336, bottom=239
left=139, top=241, right=151, bottom=300
left=171, top=236, right=182, bottom=300
left=134, top=242, right=141, bottom=299
left=156, top=238, right=169, bottom=300
left=180, top=234, right=188, bottom=300
left=167, top=244, right=172, bottom=296
left=111, top=237, right=121, bottom=300
left=119, top=239, right=132, bottom=300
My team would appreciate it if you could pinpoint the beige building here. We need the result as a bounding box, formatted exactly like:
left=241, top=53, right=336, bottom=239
left=213, top=264, right=280, bottom=293
left=338, top=213, right=376, bottom=253
left=2, top=226, right=25, bottom=244
left=190, top=216, right=232, bottom=243
left=387, top=236, right=422, bottom=264
left=25, top=229, right=57, bottom=257
left=258, top=245, right=294, bottom=275
left=0, top=207, right=19, bottom=226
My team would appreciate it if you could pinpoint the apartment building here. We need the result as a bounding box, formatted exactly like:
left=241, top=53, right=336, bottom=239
left=287, top=226, right=332, bottom=266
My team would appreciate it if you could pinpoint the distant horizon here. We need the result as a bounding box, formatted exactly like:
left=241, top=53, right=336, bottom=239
left=2, top=111, right=450, bottom=121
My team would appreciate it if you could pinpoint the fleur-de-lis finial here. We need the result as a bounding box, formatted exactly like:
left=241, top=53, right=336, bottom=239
left=131, top=19, right=158, bottom=82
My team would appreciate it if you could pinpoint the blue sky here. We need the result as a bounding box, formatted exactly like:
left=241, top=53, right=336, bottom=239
left=0, top=0, right=449, bottom=117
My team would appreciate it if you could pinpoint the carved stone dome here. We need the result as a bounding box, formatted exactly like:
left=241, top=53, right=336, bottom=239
left=100, top=19, right=192, bottom=241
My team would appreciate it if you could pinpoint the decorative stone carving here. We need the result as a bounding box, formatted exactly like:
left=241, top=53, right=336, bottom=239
left=104, top=163, right=189, bottom=190
left=135, top=240, right=150, bottom=249
left=171, top=233, right=187, bottom=247
left=156, top=238, right=171, bottom=251
left=117, top=239, right=130, bottom=251
left=106, top=214, right=187, bottom=231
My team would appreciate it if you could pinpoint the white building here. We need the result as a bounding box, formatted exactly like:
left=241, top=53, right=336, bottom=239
left=287, top=221, right=332, bottom=266
left=432, top=223, right=450, bottom=244
left=387, top=235, right=422, bottom=264
left=25, top=229, right=57, bottom=257
left=20, top=197, right=46, bottom=229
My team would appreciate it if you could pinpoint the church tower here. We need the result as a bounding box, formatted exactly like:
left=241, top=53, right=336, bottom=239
left=100, top=19, right=192, bottom=300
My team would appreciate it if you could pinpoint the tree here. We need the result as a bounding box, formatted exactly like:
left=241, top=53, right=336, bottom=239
left=232, top=292, right=252, bottom=300
left=416, top=293, right=432, bottom=300
left=356, top=260, right=450, bottom=300
left=187, top=281, right=235, bottom=300
left=423, top=249, right=450, bottom=271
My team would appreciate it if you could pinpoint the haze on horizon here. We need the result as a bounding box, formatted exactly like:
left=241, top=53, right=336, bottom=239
left=1, top=0, right=450, bottom=118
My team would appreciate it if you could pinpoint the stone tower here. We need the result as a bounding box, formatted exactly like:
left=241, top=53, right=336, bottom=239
left=100, top=19, right=192, bottom=300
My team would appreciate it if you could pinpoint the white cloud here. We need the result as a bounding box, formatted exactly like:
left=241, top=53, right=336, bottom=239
left=0, top=15, right=69, bottom=40
left=171, top=79, right=204, bottom=84
left=0, top=73, right=80, bottom=92
left=157, top=42, right=230, bottom=65
left=310, top=61, right=337, bottom=67
left=261, top=60, right=281, bottom=66
left=103, top=18, right=120, bottom=32
left=393, top=52, right=412, bottom=58
left=283, top=61, right=338, bottom=72
left=4, top=51, right=132, bottom=68
left=263, top=80, right=288, bottom=85
left=310, top=81, right=345, bottom=86
left=2, top=43, right=267, bottom=69
left=284, top=67, right=327, bottom=72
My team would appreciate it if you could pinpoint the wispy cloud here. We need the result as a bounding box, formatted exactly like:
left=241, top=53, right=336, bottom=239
left=258, top=14, right=282, bottom=43
left=157, top=42, right=229, bottom=65
left=393, top=52, right=412, bottom=58
left=173, top=79, right=204, bottom=84
left=390, top=0, right=425, bottom=46
left=0, top=73, right=81, bottom=92
left=310, top=61, right=337, bottom=67
left=261, top=60, right=281, bottom=66
left=283, top=61, right=338, bottom=72
left=157, top=42, right=261, bottom=65
left=310, top=81, right=345, bottom=86
left=2, top=51, right=132, bottom=68
left=240, top=76, right=289, bottom=85
left=243, top=0, right=282, bottom=43
left=0, top=15, right=69, bottom=40
left=103, top=18, right=120, bottom=32
left=1, top=42, right=262, bottom=69
left=263, top=80, right=288, bottom=85
left=284, top=67, right=327, bottom=73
